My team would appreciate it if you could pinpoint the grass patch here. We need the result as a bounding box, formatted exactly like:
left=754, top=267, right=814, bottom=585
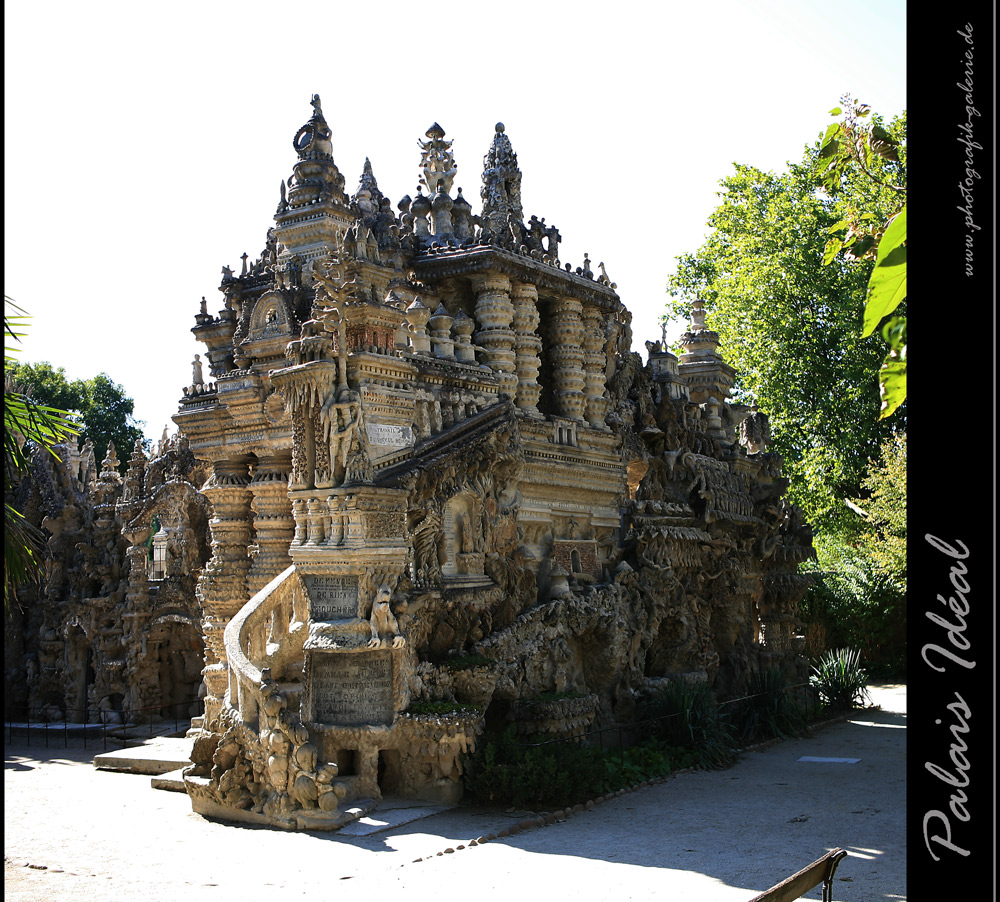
left=443, top=654, right=493, bottom=671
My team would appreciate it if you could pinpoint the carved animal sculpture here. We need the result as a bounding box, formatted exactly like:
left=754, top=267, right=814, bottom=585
left=368, top=586, right=405, bottom=648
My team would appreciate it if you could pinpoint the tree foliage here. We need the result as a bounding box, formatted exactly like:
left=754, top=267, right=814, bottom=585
left=855, top=433, right=906, bottom=590
left=816, top=97, right=907, bottom=418
left=665, top=145, right=904, bottom=531
left=4, top=359, right=146, bottom=474
left=4, top=299, right=79, bottom=608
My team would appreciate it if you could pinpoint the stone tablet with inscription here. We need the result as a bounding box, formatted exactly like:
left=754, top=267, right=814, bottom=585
left=311, top=651, right=394, bottom=725
left=304, top=575, right=359, bottom=620
left=366, top=422, right=414, bottom=449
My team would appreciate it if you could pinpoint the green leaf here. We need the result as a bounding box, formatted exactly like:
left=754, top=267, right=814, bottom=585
left=878, top=355, right=906, bottom=419
left=827, top=218, right=851, bottom=234
left=823, top=237, right=844, bottom=265
left=880, top=315, right=906, bottom=351
left=862, top=205, right=907, bottom=337
left=828, top=107, right=842, bottom=116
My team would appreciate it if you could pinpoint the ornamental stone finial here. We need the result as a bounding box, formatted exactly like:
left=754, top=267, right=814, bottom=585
left=418, top=123, right=457, bottom=197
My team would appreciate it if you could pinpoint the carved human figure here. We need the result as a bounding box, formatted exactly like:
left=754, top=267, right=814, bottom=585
left=457, top=511, right=474, bottom=553
left=192, top=355, right=204, bottom=386
left=368, top=585, right=405, bottom=648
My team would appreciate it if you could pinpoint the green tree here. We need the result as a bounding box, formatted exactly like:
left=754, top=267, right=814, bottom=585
left=3, top=360, right=146, bottom=474
left=854, top=433, right=906, bottom=591
left=816, top=98, right=907, bottom=418
left=665, top=146, right=904, bottom=531
left=4, top=299, right=79, bottom=608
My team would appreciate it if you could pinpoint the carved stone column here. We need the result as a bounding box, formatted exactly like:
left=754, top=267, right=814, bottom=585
left=247, top=455, right=294, bottom=597
left=581, top=306, right=611, bottom=429
left=196, top=458, right=253, bottom=722
left=472, top=272, right=518, bottom=397
left=511, top=281, right=543, bottom=416
left=549, top=296, right=586, bottom=422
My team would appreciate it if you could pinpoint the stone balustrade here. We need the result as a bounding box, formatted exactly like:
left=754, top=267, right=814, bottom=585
left=224, top=565, right=306, bottom=728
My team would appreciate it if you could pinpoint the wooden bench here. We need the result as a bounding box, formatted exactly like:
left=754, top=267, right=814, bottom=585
left=748, top=848, right=848, bottom=902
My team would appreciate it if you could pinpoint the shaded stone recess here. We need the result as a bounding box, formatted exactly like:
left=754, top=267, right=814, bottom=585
left=5, top=96, right=815, bottom=833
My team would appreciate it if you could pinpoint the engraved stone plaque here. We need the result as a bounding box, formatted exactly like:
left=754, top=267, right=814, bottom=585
left=304, top=575, right=359, bottom=621
left=366, top=422, right=414, bottom=448
left=311, top=651, right=394, bottom=725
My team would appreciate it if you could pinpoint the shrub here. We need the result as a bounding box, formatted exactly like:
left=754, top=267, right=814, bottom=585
left=724, top=668, right=809, bottom=744
left=810, top=647, right=871, bottom=710
left=463, top=727, right=608, bottom=809
left=800, top=531, right=906, bottom=672
left=638, top=681, right=736, bottom=768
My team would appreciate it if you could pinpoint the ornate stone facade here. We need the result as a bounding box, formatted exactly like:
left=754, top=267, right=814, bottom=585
left=3, top=96, right=815, bottom=830
left=5, top=435, right=212, bottom=725
left=169, top=97, right=816, bottom=830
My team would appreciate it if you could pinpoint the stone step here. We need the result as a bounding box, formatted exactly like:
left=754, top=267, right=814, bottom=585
left=93, top=737, right=193, bottom=775
left=151, top=767, right=188, bottom=792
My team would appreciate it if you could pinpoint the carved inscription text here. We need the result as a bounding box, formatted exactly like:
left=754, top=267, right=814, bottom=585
left=311, top=651, right=394, bottom=725
left=304, top=575, right=359, bottom=620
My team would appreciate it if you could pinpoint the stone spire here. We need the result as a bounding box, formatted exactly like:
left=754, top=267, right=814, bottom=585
left=480, top=123, right=524, bottom=246
left=352, top=158, right=385, bottom=226
left=274, top=95, right=354, bottom=281
left=283, top=94, right=348, bottom=208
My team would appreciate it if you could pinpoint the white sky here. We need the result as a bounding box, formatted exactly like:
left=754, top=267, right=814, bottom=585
left=4, top=1, right=905, bottom=444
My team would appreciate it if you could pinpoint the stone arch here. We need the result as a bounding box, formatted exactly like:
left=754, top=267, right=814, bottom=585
left=124, top=482, right=213, bottom=581
left=248, top=291, right=293, bottom=340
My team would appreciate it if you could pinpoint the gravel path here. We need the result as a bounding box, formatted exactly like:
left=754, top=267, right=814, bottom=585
left=4, top=684, right=906, bottom=901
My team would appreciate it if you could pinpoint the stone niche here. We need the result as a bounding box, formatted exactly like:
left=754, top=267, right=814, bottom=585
left=440, top=493, right=488, bottom=585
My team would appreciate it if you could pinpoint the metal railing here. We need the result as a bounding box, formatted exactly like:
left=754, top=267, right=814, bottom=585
left=4, top=697, right=203, bottom=752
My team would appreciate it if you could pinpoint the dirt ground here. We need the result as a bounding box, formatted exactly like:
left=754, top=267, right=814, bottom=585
left=4, top=684, right=906, bottom=901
